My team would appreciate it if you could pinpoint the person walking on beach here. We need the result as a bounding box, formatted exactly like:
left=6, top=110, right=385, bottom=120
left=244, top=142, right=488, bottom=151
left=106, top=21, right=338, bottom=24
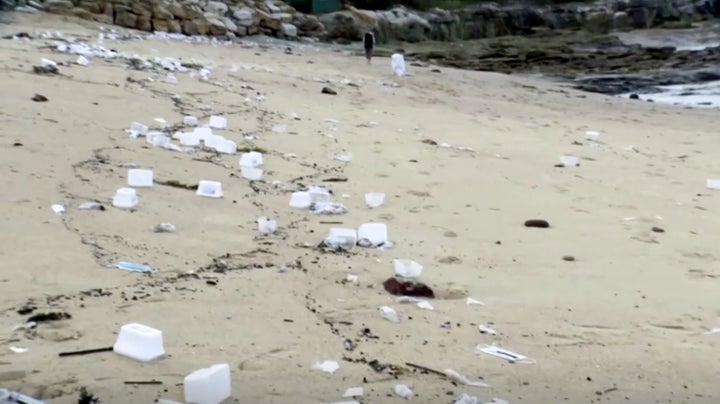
left=363, top=31, right=375, bottom=65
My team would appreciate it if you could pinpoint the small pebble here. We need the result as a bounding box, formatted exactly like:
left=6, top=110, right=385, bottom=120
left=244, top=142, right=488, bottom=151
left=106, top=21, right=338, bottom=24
left=651, top=226, right=665, bottom=233
left=524, top=219, right=550, bottom=228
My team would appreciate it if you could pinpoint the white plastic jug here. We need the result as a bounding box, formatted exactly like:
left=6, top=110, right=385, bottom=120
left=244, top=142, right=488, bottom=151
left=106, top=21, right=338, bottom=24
left=391, top=53, right=406, bottom=77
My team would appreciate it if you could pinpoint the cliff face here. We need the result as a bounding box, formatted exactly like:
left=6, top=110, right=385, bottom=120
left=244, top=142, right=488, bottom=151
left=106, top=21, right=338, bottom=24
left=2, top=0, right=719, bottom=42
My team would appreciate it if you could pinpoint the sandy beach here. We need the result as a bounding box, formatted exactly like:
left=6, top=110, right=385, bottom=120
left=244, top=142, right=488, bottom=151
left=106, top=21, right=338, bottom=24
left=1, top=12, right=719, bottom=404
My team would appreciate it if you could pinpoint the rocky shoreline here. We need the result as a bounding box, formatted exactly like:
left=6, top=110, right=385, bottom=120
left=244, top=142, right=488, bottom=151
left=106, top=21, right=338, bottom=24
left=2, top=0, right=719, bottom=97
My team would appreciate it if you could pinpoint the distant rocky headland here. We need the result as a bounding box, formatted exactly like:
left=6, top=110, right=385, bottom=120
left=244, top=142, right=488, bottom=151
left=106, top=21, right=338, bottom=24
left=3, top=0, right=720, bottom=95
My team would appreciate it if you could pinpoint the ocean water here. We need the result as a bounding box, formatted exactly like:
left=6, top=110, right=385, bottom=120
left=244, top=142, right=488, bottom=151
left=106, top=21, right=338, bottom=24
left=616, top=24, right=720, bottom=108
left=620, top=80, right=720, bottom=108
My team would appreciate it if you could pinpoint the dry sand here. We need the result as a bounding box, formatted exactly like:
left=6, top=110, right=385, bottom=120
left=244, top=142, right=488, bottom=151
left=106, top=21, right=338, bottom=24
left=1, top=12, right=719, bottom=404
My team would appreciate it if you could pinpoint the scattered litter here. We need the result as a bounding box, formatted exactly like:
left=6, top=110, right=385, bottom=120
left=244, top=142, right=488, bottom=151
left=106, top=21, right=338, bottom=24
left=9, top=346, right=28, bottom=354
left=585, top=131, right=600, bottom=142
left=334, top=153, right=352, bottom=162
left=113, top=323, right=165, bottom=362
left=477, top=345, right=534, bottom=364
left=466, top=297, right=485, bottom=306
left=559, top=155, right=579, bottom=167
left=384, top=278, right=434, bottom=298
left=208, top=115, right=227, bottom=129
left=444, top=369, right=489, bottom=387
left=271, top=123, right=287, bottom=133
left=358, top=222, right=389, bottom=247
left=289, top=112, right=301, bottom=120
left=239, top=152, right=263, bottom=168
left=147, top=132, right=170, bottom=147
left=391, top=53, right=406, bottom=77
left=113, top=188, right=138, bottom=209
left=128, top=169, right=154, bottom=187
left=165, top=73, right=178, bottom=84
left=290, top=191, right=312, bottom=209
left=394, top=259, right=422, bottom=278
left=196, top=180, right=223, bottom=198
left=323, top=228, right=358, bottom=249
left=454, top=394, right=480, bottom=404
left=215, top=138, right=237, bottom=154
left=127, top=122, right=148, bottom=138
left=478, top=324, right=498, bottom=335
left=115, top=261, right=152, bottom=273
left=416, top=300, right=434, bottom=310
left=343, top=387, right=364, bottom=397
left=153, top=223, right=176, bottom=233
left=257, top=217, right=278, bottom=235
left=313, top=360, right=340, bottom=374
left=51, top=204, right=65, bottom=215
left=706, top=179, right=720, bottom=190
left=241, top=166, right=263, bottom=180
left=365, top=192, right=385, bottom=208
left=183, top=116, right=198, bottom=126
left=76, top=55, right=89, bottom=66
left=311, top=202, right=347, bottom=215
left=0, top=389, right=45, bottom=404
left=184, top=363, right=232, bottom=404
left=394, top=384, right=414, bottom=400
left=379, top=306, right=400, bottom=323
left=58, top=346, right=113, bottom=357
left=703, top=327, right=720, bottom=335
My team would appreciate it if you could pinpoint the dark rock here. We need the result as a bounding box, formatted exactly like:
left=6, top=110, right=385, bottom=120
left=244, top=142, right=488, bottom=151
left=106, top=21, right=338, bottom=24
left=562, top=255, right=575, bottom=261
left=31, top=94, right=48, bottom=102
left=524, top=219, right=550, bottom=228
left=651, top=226, right=665, bottom=233
left=28, top=311, right=71, bottom=323
left=383, top=277, right=435, bottom=298
left=321, top=86, right=337, bottom=95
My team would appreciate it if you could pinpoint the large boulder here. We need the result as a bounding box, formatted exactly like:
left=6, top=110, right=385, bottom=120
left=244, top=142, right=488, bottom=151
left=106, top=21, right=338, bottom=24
left=206, top=0, right=228, bottom=16
left=232, top=7, right=255, bottom=27
left=292, top=13, right=324, bottom=36
left=376, top=7, right=432, bottom=43
left=320, top=10, right=366, bottom=40
left=281, top=22, right=297, bottom=38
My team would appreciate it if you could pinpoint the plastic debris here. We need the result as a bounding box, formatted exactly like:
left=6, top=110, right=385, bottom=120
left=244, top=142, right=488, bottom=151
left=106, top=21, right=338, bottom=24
left=257, top=217, right=278, bottom=235
left=444, top=369, right=489, bottom=387
left=289, top=191, right=312, bottom=209
left=0, top=389, right=45, bottom=404
left=706, top=179, right=720, bottom=190
left=476, top=345, right=533, bottom=364
left=241, top=166, right=263, bottom=180
left=113, top=323, right=165, bottom=361
left=115, top=261, right=152, bottom=273
left=365, top=192, right=385, bottom=208
left=271, top=123, right=287, bottom=133
left=703, top=327, right=720, bottom=335
left=358, top=222, right=389, bottom=247
left=183, top=116, right=198, bottom=126
left=9, top=346, right=28, bottom=353
left=196, top=181, right=223, bottom=198
left=184, top=363, right=232, bottom=404
left=379, top=306, right=400, bottom=323
left=478, top=324, right=498, bottom=335
left=394, top=259, right=422, bottom=278
left=76, top=55, right=89, bottom=66
left=239, top=152, right=263, bottom=168
left=153, top=223, right=176, bottom=233
left=128, top=169, right=154, bottom=187
left=324, top=228, right=358, bottom=249
left=466, top=297, right=485, bottom=306
left=559, top=155, right=579, bottom=167
left=394, top=384, right=414, bottom=400
left=208, top=115, right=227, bottom=129
left=51, top=204, right=65, bottom=215
left=311, top=201, right=347, bottom=215
left=113, top=188, right=138, bottom=208
left=391, top=53, right=406, bottom=77
left=313, top=360, right=339, bottom=374
left=343, top=387, right=363, bottom=397
left=585, top=131, right=600, bottom=142
left=454, top=394, right=480, bottom=404
left=334, top=153, right=352, bottom=162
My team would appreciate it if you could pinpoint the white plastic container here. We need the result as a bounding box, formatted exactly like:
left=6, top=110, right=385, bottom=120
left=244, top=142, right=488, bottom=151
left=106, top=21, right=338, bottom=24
left=324, top=227, right=358, bottom=249
left=196, top=181, right=223, bottom=198
left=184, top=363, right=231, bottom=404
left=559, top=155, right=579, bottom=167
left=707, top=179, right=720, bottom=190
left=215, top=139, right=237, bottom=154
left=239, top=152, right=263, bottom=168
left=203, top=135, right=224, bottom=149
left=184, top=115, right=198, bottom=126
left=364, top=192, right=385, bottom=208
left=257, top=217, right=278, bottom=234
left=585, top=131, right=600, bottom=141
left=194, top=127, right=213, bottom=140
left=113, top=323, right=165, bottom=362
left=129, top=122, right=148, bottom=136
left=179, top=132, right=201, bottom=146
left=113, top=188, right=138, bottom=209
left=393, top=259, right=422, bottom=278
left=358, top=222, right=388, bottom=246
left=308, top=186, right=331, bottom=204
left=289, top=191, right=312, bottom=208
left=241, top=166, right=263, bottom=180
left=146, top=132, right=169, bottom=147
left=128, top=169, right=154, bottom=187
left=208, top=115, right=227, bottom=129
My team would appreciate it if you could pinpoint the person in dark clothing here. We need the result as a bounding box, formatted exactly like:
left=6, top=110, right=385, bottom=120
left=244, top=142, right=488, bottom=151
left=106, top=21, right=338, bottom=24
left=363, top=32, right=375, bottom=65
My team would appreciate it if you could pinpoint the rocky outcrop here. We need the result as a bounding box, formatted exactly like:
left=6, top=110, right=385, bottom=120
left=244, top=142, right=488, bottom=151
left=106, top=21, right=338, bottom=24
left=3, top=0, right=324, bottom=39
left=320, top=0, right=720, bottom=43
